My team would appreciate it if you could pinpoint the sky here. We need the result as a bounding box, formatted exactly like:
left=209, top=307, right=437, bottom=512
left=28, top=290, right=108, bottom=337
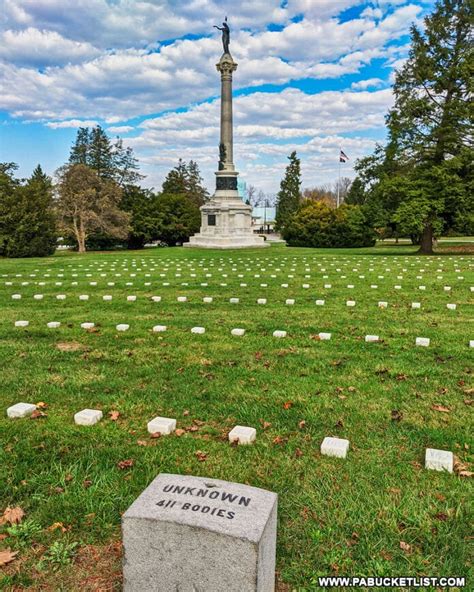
left=0, top=0, right=435, bottom=196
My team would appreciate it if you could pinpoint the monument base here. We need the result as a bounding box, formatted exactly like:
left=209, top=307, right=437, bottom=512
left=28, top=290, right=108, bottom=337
left=184, top=192, right=268, bottom=250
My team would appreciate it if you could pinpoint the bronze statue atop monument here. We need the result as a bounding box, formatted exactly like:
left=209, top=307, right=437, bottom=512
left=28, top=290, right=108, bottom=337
left=213, top=17, right=230, bottom=54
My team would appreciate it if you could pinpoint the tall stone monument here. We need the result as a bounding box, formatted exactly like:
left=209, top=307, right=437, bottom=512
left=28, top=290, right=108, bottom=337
left=184, top=19, right=267, bottom=249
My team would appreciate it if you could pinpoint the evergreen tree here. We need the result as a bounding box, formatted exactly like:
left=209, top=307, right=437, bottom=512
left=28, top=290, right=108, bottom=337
left=344, top=177, right=366, bottom=205
left=364, top=0, right=474, bottom=253
left=275, top=151, right=302, bottom=230
left=161, top=159, right=209, bottom=206
left=68, top=126, right=143, bottom=186
left=69, top=127, right=91, bottom=166
left=112, top=138, right=143, bottom=187
left=88, top=125, right=115, bottom=180
left=0, top=164, right=57, bottom=257
left=162, top=159, right=188, bottom=195
left=186, top=160, right=209, bottom=206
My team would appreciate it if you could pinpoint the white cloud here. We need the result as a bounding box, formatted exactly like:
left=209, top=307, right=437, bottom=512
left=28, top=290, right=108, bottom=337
left=107, top=125, right=135, bottom=134
left=0, top=4, right=418, bottom=122
left=45, top=119, right=99, bottom=128
left=351, top=77, right=384, bottom=89
left=0, top=27, right=100, bottom=67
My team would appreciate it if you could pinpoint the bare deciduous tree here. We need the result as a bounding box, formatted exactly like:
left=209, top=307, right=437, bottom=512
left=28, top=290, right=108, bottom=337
left=56, top=164, right=130, bottom=253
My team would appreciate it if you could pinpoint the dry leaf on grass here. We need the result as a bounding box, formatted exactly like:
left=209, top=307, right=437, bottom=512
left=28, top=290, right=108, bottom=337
left=109, top=411, right=120, bottom=421
left=2, top=506, right=24, bottom=525
left=0, top=548, right=18, bottom=566
left=117, top=459, right=134, bottom=470
left=431, top=404, right=451, bottom=413
left=195, top=450, right=208, bottom=462
left=399, top=541, right=411, bottom=553
left=175, top=429, right=186, bottom=437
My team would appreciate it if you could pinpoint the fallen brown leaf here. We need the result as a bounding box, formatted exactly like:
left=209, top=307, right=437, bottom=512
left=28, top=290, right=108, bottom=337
left=175, top=429, right=186, bottom=437
left=36, top=401, right=48, bottom=409
left=136, top=440, right=148, bottom=446
left=117, top=459, right=134, bottom=470
left=150, top=432, right=162, bottom=439
left=283, top=401, right=292, bottom=410
left=195, top=450, right=208, bottom=462
left=109, top=410, right=120, bottom=421
left=2, top=506, right=24, bottom=525
left=30, top=410, right=47, bottom=419
left=48, top=522, right=68, bottom=532
left=399, top=541, right=411, bottom=553
left=0, top=548, right=18, bottom=566
left=431, top=404, right=451, bottom=413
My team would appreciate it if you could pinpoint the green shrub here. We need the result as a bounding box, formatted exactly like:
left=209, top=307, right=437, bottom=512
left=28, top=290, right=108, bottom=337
left=282, top=201, right=376, bottom=248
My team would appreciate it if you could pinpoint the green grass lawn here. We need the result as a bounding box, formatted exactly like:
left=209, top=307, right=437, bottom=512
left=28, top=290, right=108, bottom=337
left=0, top=244, right=472, bottom=591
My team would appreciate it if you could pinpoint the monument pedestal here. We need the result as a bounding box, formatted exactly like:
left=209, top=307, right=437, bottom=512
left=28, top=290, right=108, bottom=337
left=185, top=194, right=267, bottom=250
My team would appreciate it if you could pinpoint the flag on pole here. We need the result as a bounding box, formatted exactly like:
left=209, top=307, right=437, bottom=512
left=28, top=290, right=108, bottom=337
left=339, top=149, right=349, bottom=163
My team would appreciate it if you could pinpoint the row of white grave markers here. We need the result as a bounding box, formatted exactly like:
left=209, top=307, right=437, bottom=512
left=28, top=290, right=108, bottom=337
left=11, top=320, right=474, bottom=347
left=5, top=403, right=455, bottom=472
left=10, top=321, right=474, bottom=347
left=6, top=294, right=467, bottom=310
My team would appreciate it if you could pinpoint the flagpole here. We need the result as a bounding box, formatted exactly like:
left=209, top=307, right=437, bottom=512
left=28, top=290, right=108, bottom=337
left=337, top=147, right=341, bottom=208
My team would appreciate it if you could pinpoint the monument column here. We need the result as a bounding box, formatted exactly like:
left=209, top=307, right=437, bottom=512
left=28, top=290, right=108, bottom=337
left=218, top=54, right=237, bottom=171
left=183, top=19, right=267, bottom=249
left=215, top=53, right=239, bottom=197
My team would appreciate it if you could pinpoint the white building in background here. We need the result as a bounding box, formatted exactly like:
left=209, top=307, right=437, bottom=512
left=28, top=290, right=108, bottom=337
left=251, top=207, right=276, bottom=233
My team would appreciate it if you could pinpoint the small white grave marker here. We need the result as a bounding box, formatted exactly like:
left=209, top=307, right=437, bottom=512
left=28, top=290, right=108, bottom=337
left=74, top=409, right=103, bottom=426
left=147, top=416, right=176, bottom=435
left=81, top=322, right=95, bottom=329
left=7, top=402, right=36, bottom=418
left=273, top=330, right=287, bottom=338
left=228, top=426, right=256, bottom=445
left=153, top=325, right=167, bottom=333
left=14, top=320, right=29, bottom=327
left=321, top=437, right=349, bottom=459
left=285, top=299, right=295, bottom=305
left=231, top=328, right=245, bottom=337
left=446, top=303, right=456, bottom=310
left=116, top=324, right=130, bottom=332
left=47, top=322, right=61, bottom=329
left=425, top=448, right=453, bottom=473
left=346, top=300, right=356, bottom=307
left=415, top=337, right=430, bottom=347
left=191, top=327, right=205, bottom=334
left=412, top=302, right=421, bottom=309
left=318, top=332, right=331, bottom=340
left=365, top=335, right=379, bottom=343
left=315, top=299, right=325, bottom=306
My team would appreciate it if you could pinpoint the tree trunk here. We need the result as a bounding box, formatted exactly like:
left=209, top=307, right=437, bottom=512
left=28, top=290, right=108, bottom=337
left=76, top=217, right=86, bottom=253
left=418, top=223, right=434, bottom=255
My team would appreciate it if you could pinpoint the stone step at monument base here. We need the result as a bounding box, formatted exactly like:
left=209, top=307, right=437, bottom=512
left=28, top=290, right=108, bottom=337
left=184, top=234, right=268, bottom=249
